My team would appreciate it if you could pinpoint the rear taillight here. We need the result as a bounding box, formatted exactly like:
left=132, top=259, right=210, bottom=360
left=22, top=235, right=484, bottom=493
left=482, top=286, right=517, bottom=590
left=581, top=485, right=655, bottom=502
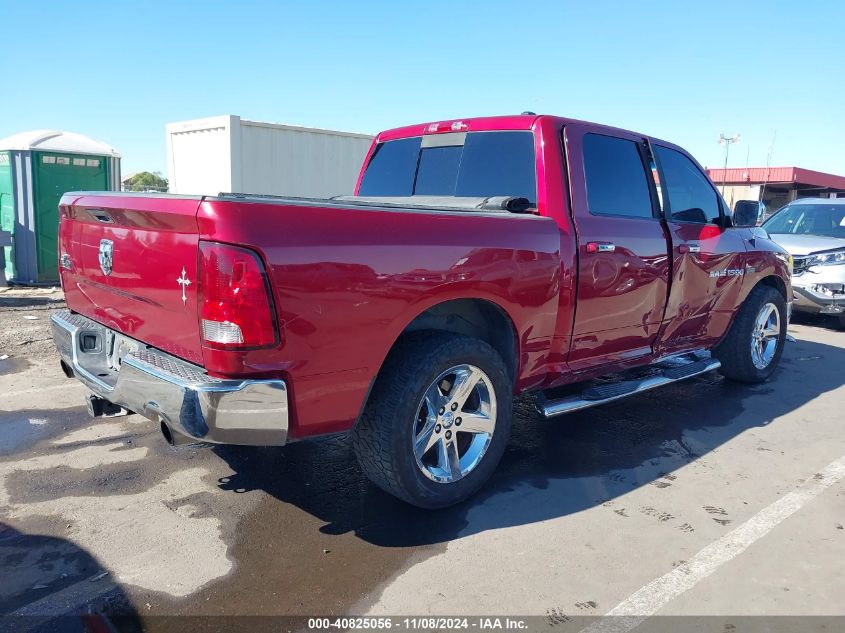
left=198, top=242, right=277, bottom=349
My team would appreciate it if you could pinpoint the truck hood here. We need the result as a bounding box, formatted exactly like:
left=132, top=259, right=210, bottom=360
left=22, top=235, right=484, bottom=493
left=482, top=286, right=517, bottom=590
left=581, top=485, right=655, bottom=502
left=767, top=233, right=845, bottom=256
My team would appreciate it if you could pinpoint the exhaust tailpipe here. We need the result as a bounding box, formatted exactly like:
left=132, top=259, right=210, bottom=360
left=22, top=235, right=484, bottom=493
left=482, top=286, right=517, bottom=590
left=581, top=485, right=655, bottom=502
left=159, top=421, right=209, bottom=447
left=160, top=421, right=177, bottom=445
left=86, top=394, right=130, bottom=418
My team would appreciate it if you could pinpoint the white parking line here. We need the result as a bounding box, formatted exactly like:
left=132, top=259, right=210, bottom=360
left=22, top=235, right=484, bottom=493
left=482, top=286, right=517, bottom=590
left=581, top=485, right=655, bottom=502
left=581, top=453, right=845, bottom=633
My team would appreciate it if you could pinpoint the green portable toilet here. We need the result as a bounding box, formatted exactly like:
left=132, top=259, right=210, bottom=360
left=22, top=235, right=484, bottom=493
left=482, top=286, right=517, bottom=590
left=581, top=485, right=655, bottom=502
left=0, top=130, right=121, bottom=284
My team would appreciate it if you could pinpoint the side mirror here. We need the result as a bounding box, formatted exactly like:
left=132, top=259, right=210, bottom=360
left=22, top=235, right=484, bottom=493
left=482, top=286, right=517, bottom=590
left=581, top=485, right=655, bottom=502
left=733, top=200, right=762, bottom=227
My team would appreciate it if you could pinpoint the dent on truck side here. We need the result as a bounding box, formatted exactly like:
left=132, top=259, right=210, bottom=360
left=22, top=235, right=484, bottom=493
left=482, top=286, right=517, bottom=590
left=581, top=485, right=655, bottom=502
left=728, top=232, right=793, bottom=330
left=198, top=198, right=562, bottom=439
left=685, top=229, right=792, bottom=352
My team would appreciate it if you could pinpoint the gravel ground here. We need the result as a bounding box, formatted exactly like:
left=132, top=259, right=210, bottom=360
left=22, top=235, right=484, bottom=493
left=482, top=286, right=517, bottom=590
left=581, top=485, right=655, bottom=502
left=0, top=287, right=66, bottom=361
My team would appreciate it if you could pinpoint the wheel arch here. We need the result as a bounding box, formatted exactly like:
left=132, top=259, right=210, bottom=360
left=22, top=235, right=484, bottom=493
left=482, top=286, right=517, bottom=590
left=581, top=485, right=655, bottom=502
left=756, top=274, right=788, bottom=302
left=353, top=298, right=520, bottom=428
left=398, top=298, right=519, bottom=380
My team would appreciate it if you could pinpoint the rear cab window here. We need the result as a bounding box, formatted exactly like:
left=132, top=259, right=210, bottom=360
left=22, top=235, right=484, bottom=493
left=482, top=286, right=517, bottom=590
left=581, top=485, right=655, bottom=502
left=357, top=137, right=421, bottom=197
left=358, top=131, right=537, bottom=205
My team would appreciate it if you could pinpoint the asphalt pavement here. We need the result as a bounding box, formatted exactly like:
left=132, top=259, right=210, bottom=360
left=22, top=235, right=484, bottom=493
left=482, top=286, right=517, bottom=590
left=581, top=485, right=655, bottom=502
left=1, top=291, right=843, bottom=632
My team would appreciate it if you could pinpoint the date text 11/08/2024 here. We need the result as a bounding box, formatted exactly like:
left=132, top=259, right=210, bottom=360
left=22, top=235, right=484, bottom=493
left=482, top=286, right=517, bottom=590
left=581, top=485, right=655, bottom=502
left=307, top=617, right=529, bottom=630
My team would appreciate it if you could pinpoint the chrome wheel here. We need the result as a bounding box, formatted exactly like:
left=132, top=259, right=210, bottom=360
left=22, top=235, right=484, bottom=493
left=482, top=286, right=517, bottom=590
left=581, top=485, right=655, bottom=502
left=412, top=364, right=497, bottom=483
left=751, top=302, right=781, bottom=370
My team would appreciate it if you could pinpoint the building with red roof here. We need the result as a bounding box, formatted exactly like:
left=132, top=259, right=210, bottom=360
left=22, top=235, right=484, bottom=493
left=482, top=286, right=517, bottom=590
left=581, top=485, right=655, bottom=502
left=706, top=166, right=845, bottom=215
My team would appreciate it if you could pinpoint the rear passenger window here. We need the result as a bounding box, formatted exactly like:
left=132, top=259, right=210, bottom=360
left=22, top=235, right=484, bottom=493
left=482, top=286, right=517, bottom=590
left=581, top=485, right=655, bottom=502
left=654, top=146, right=721, bottom=224
left=583, top=134, right=654, bottom=218
left=358, top=136, right=422, bottom=197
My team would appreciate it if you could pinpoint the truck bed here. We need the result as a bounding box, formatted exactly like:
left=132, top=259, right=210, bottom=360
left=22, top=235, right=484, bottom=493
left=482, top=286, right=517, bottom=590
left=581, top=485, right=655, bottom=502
left=58, top=190, right=562, bottom=438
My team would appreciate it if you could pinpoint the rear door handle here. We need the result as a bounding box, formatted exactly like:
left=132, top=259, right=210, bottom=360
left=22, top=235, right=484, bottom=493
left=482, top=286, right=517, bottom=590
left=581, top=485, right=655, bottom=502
left=678, top=243, right=701, bottom=254
left=586, top=242, right=616, bottom=253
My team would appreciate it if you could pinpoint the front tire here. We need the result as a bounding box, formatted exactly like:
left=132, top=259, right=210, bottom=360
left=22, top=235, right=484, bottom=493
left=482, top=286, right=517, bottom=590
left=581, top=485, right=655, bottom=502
left=714, top=284, right=787, bottom=383
left=352, top=332, right=512, bottom=509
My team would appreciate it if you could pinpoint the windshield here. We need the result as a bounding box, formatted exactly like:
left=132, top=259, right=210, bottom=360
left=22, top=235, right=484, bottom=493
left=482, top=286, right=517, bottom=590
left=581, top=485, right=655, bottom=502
left=358, top=131, right=537, bottom=205
left=762, top=203, right=845, bottom=239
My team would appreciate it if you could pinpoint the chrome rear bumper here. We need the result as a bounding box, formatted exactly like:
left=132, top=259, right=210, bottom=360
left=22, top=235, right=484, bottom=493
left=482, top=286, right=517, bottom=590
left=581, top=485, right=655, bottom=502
left=51, top=309, right=289, bottom=445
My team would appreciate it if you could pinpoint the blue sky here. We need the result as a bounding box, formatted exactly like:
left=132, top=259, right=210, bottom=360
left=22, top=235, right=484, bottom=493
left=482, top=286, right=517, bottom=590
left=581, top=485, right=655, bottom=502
left=1, top=0, right=842, bottom=177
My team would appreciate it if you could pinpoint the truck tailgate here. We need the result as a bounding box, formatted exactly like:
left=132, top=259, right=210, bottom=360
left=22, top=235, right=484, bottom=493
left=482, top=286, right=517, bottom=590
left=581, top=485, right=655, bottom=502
left=59, top=193, right=205, bottom=365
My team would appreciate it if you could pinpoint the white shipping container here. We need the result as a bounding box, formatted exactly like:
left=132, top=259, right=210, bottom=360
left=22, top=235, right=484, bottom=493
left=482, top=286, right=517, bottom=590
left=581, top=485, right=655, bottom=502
left=166, top=115, right=374, bottom=197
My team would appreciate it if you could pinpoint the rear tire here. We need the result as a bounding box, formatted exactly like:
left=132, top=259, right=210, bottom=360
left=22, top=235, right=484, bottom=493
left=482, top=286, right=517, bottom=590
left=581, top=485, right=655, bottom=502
left=352, top=332, right=512, bottom=509
left=714, top=284, right=787, bottom=383
left=838, top=314, right=845, bottom=331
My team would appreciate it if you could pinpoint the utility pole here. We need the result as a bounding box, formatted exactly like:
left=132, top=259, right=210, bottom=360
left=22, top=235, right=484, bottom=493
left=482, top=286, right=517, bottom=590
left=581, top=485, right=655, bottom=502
left=718, top=133, right=740, bottom=195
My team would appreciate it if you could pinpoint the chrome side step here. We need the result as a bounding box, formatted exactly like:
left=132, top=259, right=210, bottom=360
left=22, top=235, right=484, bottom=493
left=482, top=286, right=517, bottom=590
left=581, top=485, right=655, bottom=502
left=539, top=356, right=722, bottom=418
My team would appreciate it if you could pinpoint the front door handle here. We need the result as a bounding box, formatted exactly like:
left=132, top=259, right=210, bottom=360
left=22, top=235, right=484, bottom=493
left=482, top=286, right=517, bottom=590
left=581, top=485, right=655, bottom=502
left=586, top=242, right=616, bottom=253
left=678, top=243, right=701, bottom=254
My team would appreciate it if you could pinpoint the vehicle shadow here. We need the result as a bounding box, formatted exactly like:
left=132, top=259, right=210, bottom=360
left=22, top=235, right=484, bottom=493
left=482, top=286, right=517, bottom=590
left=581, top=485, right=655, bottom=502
left=212, top=335, right=845, bottom=547
left=0, top=522, right=141, bottom=631
left=789, top=310, right=845, bottom=332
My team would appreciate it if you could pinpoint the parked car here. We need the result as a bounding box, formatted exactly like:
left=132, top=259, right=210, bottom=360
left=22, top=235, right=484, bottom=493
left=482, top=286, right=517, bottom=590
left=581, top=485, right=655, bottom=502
left=51, top=115, right=792, bottom=508
left=761, top=198, right=845, bottom=328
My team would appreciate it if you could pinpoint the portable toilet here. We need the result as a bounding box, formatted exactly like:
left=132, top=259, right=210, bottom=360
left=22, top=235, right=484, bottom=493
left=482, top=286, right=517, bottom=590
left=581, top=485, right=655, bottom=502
left=0, top=130, right=121, bottom=284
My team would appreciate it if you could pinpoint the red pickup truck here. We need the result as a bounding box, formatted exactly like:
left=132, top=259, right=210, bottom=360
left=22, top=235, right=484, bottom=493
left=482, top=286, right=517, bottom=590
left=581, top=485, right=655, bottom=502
left=52, top=115, right=792, bottom=508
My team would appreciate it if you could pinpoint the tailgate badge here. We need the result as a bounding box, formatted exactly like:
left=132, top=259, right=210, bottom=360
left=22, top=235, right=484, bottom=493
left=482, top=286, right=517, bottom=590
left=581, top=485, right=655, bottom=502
left=98, top=240, right=113, bottom=276
left=177, top=267, right=191, bottom=305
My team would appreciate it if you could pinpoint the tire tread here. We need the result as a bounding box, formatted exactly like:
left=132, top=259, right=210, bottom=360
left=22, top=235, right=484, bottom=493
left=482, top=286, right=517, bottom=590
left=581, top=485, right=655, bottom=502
left=714, top=284, right=786, bottom=383
left=352, top=331, right=510, bottom=508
